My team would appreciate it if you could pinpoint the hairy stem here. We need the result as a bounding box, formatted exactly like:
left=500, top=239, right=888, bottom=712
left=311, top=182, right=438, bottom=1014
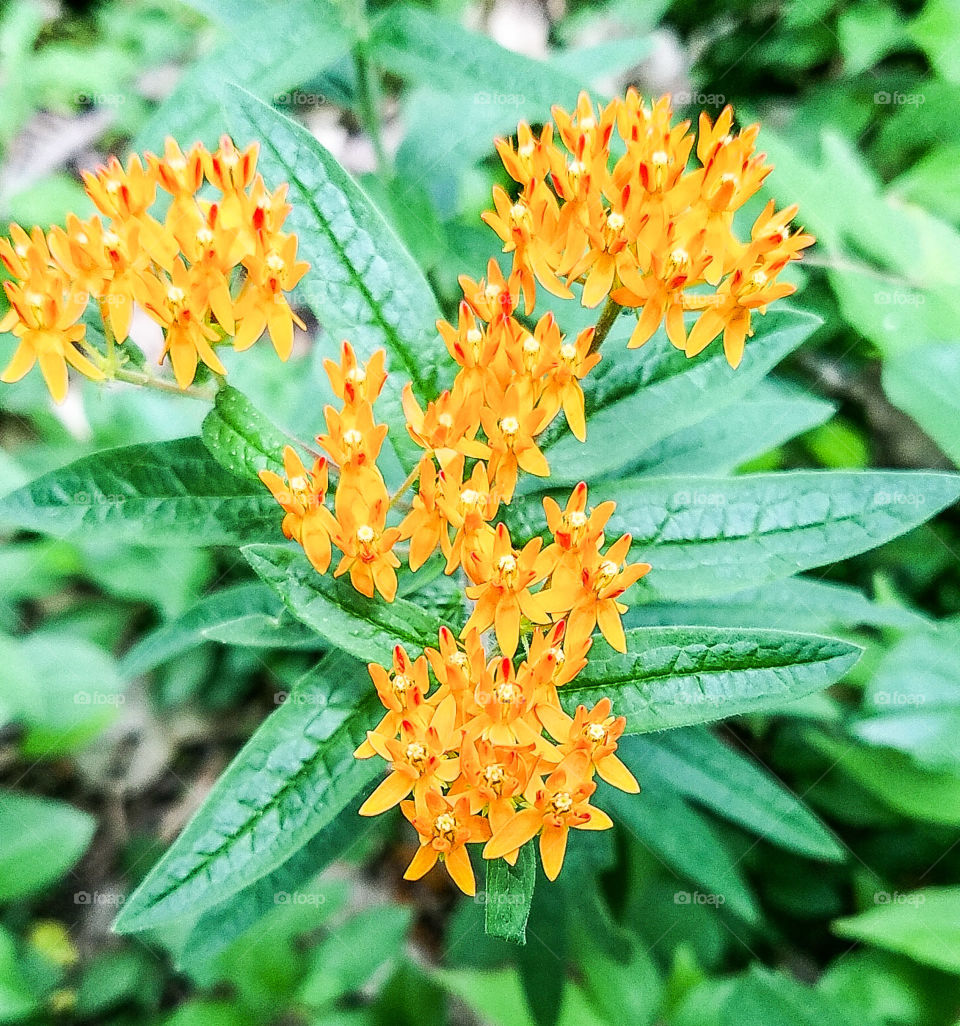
left=589, top=296, right=622, bottom=353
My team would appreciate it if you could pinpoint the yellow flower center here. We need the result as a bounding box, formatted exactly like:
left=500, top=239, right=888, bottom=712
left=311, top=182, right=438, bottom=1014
left=346, top=366, right=366, bottom=385
left=499, top=416, right=520, bottom=444
left=434, top=812, right=457, bottom=839
left=560, top=509, right=588, bottom=547
left=392, top=673, right=413, bottom=695
left=449, top=651, right=470, bottom=673
left=459, top=488, right=488, bottom=516
left=550, top=791, right=574, bottom=815
left=586, top=722, right=607, bottom=743
left=357, top=523, right=376, bottom=547
left=667, top=248, right=690, bottom=278
left=405, top=741, right=428, bottom=768
left=343, top=428, right=364, bottom=454
left=495, top=681, right=520, bottom=705
left=497, top=553, right=518, bottom=586
left=509, top=202, right=532, bottom=231
left=266, top=252, right=285, bottom=274
left=596, top=559, right=619, bottom=590
left=560, top=342, right=577, bottom=365
left=288, top=475, right=308, bottom=493
left=548, top=646, right=566, bottom=678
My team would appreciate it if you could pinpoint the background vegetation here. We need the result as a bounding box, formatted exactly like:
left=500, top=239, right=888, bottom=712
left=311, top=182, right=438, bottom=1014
left=1, top=0, right=959, bottom=1023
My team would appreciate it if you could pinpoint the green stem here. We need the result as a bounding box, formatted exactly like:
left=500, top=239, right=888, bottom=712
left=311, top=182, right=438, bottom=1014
left=388, top=459, right=423, bottom=511
left=353, top=39, right=390, bottom=177
left=589, top=296, right=622, bottom=354
left=111, top=366, right=217, bottom=402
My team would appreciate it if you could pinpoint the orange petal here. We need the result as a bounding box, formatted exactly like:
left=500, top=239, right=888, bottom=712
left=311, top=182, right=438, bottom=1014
left=444, top=845, right=476, bottom=895
left=483, top=807, right=542, bottom=861
left=359, top=771, right=413, bottom=816
left=404, top=843, right=439, bottom=881
left=539, top=824, right=568, bottom=881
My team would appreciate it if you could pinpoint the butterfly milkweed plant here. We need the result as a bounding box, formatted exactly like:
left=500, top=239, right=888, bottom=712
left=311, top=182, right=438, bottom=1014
left=2, top=87, right=957, bottom=957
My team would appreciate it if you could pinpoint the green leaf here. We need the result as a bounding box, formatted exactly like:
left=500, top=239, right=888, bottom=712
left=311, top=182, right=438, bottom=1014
left=592, top=470, right=960, bottom=600
left=561, top=627, right=861, bottom=733
left=541, top=309, right=821, bottom=486
left=114, top=654, right=380, bottom=933
left=3, top=636, right=125, bottom=757
left=633, top=379, right=835, bottom=477
left=179, top=815, right=354, bottom=970
left=675, top=964, right=858, bottom=1026
left=201, top=386, right=289, bottom=482
left=121, top=583, right=321, bottom=679
left=626, top=576, right=929, bottom=633
left=484, top=843, right=536, bottom=945
left=0, top=925, right=39, bottom=1022
left=631, top=728, right=844, bottom=860
left=0, top=792, right=95, bottom=903
left=372, top=5, right=584, bottom=105
left=0, top=438, right=276, bottom=547
left=853, top=627, right=960, bottom=771
left=222, top=86, right=446, bottom=472
left=134, top=0, right=355, bottom=151
left=882, top=343, right=960, bottom=468
left=434, top=969, right=608, bottom=1026
left=608, top=771, right=760, bottom=924
left=243, top=543, right=438, bottom=664
left=297, top=905, right=412, bottom=1006
left=806, top=730, right=960, bottom=827
left=834, top=887, right=960, bottom=975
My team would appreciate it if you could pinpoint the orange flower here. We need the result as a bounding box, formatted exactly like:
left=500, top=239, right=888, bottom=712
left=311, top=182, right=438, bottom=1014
left=402, top=384, right=489, bottom=467
left=398, top=457, right=447, bottom=572
left=137, top=258, right=225, bottom=388
left=258, top=446, right=331, bottom=574
left=481, top=386, right=551, bottom=501
left=544, top=533, right=651, bottom=652
left=323, top=341, right=387, bottom=408
left=436, top=457, right=501, bottom=575
left=462, top=524, right=550, bottom=657
left=483, top=754, right=612, bottom=880
left=538, top=698, right=639, bottom=793
left=541, top=482, right=616, bottom=589
left=401, top=791, right=490, bottom=895
left=356, top=645, right=431, bottom=758
left=325, top=493, right=401, bottom=602
left=359, top=698, right=460, bottom=815
left=233, top=234, right=309, bottom=359
left=1, top=272, right=102, bottom=402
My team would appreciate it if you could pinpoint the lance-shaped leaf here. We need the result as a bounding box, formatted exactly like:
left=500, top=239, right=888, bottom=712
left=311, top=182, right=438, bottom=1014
left=122, top=583, right=321, bottom=679
left=484, top=843, right=536, bottom=945
left=202, top=386, right=289, bottom=482
left=0, top=438, right=277, bottom=547
left=114, top=654, right=380, bottom=934
left=243, top=544, right=438, bottom=665
left=605, top=769, right=761, bottom=924
left=560, top=627, right=861, bottom=734
left=625, top=727, right=844, bottom=861
left=222, top=87, right=446, bottom=472
left=516, top=470, right=960, bottom=600
left=542, top=308, right=821, bottom=486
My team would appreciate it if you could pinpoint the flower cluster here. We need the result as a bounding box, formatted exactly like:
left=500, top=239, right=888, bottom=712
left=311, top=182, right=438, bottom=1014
left=0, top=136, right=306, bottom=401
left=258, top=343, right=402, bottom=601
left=484, top=91, right=814, bottom=366
left=356, top=622, right=639, bottom=893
